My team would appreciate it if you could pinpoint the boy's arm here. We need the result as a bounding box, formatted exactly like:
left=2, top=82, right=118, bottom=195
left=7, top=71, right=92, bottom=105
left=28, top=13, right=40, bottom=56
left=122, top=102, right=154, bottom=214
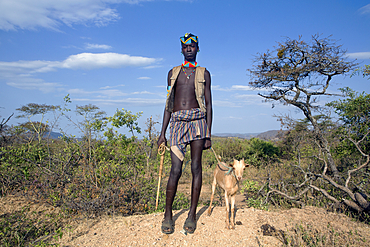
left=204, top=69, right=212, bottom=149
left=157, top=69, right=173, bottom=147
left=157, top=110, right=171, bottom=147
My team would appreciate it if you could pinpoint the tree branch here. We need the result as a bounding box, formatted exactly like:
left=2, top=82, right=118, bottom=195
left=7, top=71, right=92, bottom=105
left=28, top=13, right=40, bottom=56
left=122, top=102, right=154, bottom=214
left=309, top=184, right=339, bottom=203
left=314, top=173, right=355, bottom=201
left=345, top=131, right=370, bottom=188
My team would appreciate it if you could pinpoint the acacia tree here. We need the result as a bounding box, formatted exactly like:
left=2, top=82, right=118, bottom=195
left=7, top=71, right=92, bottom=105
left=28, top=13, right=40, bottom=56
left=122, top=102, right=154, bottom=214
left=248, top=35, right=357, bottom=178
left=142, top=116, right=160, bottom=170
left=354, top=64, right=370, bottom=79
left=75, top=104, right=106, bottom=188
left=16, top=103, right=58, bottom=143
left=248, top=35, right=370, bottom=214
left=0, top=113, right=13, bottom=147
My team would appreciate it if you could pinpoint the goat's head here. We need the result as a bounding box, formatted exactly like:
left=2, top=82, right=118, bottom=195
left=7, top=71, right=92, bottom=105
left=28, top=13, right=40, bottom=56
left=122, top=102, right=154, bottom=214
left=229, top=159, right=249, bottom=181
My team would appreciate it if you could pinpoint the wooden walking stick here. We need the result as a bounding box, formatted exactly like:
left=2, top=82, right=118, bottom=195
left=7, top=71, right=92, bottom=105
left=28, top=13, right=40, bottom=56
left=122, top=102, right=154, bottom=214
left=156, top=142, right=167, bottom=210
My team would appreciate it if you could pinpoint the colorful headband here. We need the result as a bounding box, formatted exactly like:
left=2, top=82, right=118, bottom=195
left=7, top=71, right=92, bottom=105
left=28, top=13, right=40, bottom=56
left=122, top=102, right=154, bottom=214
left=180, top=33, right=198, bottom=44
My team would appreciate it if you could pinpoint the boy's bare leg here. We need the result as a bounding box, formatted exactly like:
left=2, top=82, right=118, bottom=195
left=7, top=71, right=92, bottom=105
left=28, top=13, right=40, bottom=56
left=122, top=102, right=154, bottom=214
left=184, top=139, right=204, bottom=232
left=164, top=152, right=183, bottom=221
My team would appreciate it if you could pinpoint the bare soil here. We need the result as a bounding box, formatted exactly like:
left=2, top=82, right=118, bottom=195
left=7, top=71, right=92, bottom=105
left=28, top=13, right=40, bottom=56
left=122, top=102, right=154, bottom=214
left=62, top=204, right=370, bottom=247
left=1, top=193, right=370, bottom=247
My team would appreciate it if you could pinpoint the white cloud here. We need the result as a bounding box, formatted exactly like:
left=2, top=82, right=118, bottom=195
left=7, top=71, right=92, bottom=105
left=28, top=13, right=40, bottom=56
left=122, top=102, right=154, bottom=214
left=0, top=60, right=58, bottom=73
left=67, top=88, right=95, bottom=95
left=212, top=85, right=234, bottom=91
left=235, top=94, right=266, bottom=105
left=99, top=89, right=128, bottom=97
left=73, top=97, right=164, bottom=106
left=359, top=4, right=370, bottom=15
left=60, top=53, right=157, bottom=70
left=131, top=91, right=155, bottom=95
left=68, top=88, right=157, bottom=98
left=235, top=94, right=262, bottom=100
left=0, top=0, right=162, bottom=31
left=0, top=53, right=158, bottom=73
left=347, top=52, right=370, bottom=59
left=137, top=76, right=151, bottom=80
left=211, top=85, right=226, bottom=91
left=6, top=79, right=63, bottom=93
left=100, top=84, right=125, bottom=89
left=212, top=84, right=257, bottom=91
left=143, top=64, right=163, bottom=69
left=226, top=116, right=243, bottom=120
left=85, top=43, right=112, bottom=50
left=231, top=85, right=255, bottom=91
left=0, top=53, right=158, bottom=93
left=67, top=86, right=173, bottom=106
left=213, top=100, right=240, bottom=108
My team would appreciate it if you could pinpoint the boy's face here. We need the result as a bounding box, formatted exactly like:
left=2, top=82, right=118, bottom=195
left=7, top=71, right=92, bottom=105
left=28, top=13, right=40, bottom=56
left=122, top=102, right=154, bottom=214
left=181, top=42, right=198, bottom=62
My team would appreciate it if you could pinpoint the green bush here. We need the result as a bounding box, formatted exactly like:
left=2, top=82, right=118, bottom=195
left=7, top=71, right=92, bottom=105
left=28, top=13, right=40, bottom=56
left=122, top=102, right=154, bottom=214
left=0, top=207, right=62, bottom=247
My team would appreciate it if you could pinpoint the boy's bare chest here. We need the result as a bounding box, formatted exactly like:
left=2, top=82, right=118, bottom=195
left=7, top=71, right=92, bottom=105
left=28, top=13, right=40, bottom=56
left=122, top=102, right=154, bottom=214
left=172, top=69, right=199, bottom=109
left=176, top=69, right=195, bottom=88
left=174, top=71, right=196, bottom=101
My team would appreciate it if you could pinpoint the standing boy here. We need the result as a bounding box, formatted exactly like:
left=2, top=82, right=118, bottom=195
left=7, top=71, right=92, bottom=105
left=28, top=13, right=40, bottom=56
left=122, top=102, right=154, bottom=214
left=157, top=33, right=212, bottom=234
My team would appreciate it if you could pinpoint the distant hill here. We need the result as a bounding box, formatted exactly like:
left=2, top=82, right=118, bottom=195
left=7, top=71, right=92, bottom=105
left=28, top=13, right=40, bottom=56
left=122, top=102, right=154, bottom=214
left=213, top=130, right=286, bottom=140
left=256, top=130, right=286, bottom=140
left=44, top=130, right=286, bottom=141
left=43, top=131, right=63, bottom=139
left=213, top=133, right=259, bottom=139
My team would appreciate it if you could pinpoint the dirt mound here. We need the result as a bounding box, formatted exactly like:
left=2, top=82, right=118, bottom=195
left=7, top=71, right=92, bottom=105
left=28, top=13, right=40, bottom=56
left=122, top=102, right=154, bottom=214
left=61, top=206, right=369, bottom=247
left=2, top=195, right=369, bottom=246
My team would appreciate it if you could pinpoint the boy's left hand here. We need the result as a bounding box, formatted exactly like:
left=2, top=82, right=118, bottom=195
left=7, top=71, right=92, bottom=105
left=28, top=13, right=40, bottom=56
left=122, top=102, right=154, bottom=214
left=204, top=139, right=212, bottom=150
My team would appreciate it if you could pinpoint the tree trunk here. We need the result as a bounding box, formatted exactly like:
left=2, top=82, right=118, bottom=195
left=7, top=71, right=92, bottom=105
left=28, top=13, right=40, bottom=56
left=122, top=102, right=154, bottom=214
left=314, top=127, right=339, bottom=178
left=305, top=108, right=340, bottom=178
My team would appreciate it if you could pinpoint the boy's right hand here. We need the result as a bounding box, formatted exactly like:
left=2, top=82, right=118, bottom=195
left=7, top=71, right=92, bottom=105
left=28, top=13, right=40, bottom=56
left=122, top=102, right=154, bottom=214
left=157, top=135, right=167, bottom=147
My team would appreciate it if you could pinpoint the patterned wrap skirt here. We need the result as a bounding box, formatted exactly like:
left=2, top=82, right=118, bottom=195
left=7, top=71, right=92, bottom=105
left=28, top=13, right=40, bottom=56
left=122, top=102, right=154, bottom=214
left=169, top=108, right=210, bottom=161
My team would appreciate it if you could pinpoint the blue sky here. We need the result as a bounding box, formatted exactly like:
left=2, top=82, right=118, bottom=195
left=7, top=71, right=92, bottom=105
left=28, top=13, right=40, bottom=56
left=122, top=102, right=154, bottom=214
left=1, top=0, right=370, bottom=137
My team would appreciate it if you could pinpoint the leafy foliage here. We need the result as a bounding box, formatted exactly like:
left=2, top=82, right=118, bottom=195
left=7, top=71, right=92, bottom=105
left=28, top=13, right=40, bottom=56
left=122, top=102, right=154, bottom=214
left=1, top=84, right=370, bottom=246
left=0, top=100, right=177, bottom=245
left=353, top=64, right=370, bottom=79
left=328, top=87, right=370, bottom=160
left=0, top=206, right=63, bottom=247
left=241, top=138, right=280, bottom=167
left=208, top=137, right=281, bottom=167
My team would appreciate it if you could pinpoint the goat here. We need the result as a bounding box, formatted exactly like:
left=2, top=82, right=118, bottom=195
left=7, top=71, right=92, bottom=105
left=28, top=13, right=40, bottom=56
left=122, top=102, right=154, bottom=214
left=207, top=159, right=249, bottom=229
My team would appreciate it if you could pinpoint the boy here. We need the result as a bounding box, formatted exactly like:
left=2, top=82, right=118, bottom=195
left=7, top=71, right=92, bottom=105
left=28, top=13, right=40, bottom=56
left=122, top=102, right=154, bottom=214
left=157, top=33, right=212, bottom=234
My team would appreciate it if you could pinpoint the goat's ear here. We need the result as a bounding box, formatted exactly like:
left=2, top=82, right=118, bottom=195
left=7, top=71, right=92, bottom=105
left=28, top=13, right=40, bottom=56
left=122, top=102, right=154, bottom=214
left=241, top=159, right=249, bottom=168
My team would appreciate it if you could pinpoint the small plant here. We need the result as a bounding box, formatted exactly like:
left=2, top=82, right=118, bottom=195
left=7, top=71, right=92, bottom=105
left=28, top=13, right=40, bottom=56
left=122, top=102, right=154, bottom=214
left=282, top=223, right=327, bottom=247
left=280, top=222, right=367, bottom=247
left=241, top=179, right=260, bottom=194
left=246, top=197, right=269, bottom=211
left=240, top=179, right=268, bottom=210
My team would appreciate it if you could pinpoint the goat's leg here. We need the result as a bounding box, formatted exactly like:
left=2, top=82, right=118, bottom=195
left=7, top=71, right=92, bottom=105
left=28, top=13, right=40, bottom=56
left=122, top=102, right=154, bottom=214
left=207, top=176, right=217, bottom=216
left=230, top=194, right=236, bottom=229
left=224, top=192, right=230, bottom=229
